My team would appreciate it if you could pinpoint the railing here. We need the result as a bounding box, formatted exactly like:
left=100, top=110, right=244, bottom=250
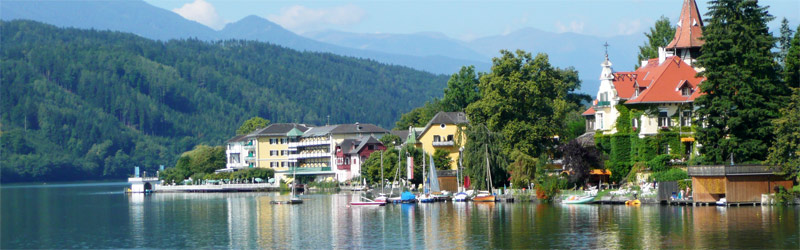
left=243, top=143, right=255, bottom=149
left=288, top=140, right=331, bottom=148
left=688, top=165, right=780, bottom=176
left=288, top=152, right=331, bottom=160
left=432, top=141, right=455, bottom=147
left=596, top=101, right=611, bottom=107
left=245, top=154, right=255, bottom=159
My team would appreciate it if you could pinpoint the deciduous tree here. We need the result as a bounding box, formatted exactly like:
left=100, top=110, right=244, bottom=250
left=636, top=16, right=676, bottom=69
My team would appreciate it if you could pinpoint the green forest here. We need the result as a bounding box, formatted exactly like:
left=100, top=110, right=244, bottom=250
left=0, top=20, right=448, bottom=183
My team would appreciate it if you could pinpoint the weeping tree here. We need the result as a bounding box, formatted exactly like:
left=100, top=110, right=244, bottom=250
left=461, top=124, right=508, bottom=190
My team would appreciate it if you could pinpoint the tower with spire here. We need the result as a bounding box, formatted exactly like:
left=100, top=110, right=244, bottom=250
left=664, top=0, right=705, bottom=67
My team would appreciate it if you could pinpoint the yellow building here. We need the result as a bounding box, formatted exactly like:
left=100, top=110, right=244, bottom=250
left=415, top=112, right=468, bottom=170
left=251, top=123, right=309, bottom=171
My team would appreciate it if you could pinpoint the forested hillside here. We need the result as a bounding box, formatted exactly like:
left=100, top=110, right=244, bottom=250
left=0, top=20, right=448, bottom=182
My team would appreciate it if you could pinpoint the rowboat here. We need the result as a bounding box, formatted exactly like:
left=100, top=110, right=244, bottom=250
left=562, top=195, right=595, bottom=204
left=473, top=191, right=496, bottom=202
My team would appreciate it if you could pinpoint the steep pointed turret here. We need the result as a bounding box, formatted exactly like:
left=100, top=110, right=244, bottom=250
left=665, top=0, right=704, bottom=66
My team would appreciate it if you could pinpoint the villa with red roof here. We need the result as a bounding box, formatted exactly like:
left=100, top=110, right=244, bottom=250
left=583, top=0, right=705, bottom=158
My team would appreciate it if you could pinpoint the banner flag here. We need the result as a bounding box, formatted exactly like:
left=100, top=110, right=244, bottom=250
left=407, top=156, right=414, bottom=179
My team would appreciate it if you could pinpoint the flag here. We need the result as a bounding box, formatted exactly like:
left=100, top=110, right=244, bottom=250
left=407, top=156, right=414, bottom=179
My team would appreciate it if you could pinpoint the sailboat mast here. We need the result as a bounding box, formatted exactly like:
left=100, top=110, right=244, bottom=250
left=485, top=144, right=492, bottom=194
left=380, top=150, right=384, bottom=194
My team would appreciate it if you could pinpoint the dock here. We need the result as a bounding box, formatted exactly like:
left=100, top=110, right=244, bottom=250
left=153, top=183, right=279, bottom=192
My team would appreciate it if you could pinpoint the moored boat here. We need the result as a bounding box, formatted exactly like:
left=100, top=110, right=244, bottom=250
left=453, top=192, right=469, bottom=202
left=562, top=195, right=595, bottom=204
left=473, top=191, right=496, bottom=202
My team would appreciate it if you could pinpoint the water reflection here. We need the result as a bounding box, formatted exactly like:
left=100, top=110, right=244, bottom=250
left=3, top=183, right=799, bottom=249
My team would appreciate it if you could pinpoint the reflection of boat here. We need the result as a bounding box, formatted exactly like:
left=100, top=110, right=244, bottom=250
left=562, top=195, right=595, bottom=204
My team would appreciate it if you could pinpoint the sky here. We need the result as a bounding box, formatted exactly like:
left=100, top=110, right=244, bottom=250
left=145, top=0, right=800, bottom=40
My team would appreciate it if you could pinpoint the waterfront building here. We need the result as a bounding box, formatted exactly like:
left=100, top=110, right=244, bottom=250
left=415, top=111, right=468, bottom=170
left=252, top=123, right=310, bottom=170
left=688, top=165, right=794, bottom=204
left=583, top=0, right=705, bottom=160
left=225, top=134, right=253, bottom=169
left=335, top=136, right=387, bottom=182
left=287, top=122, right=389, bottom=182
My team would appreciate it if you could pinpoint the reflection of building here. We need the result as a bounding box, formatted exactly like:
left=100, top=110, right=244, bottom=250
left=415, top=112, right=468, bottom=170
left=689, top=165, right=794, bottom=203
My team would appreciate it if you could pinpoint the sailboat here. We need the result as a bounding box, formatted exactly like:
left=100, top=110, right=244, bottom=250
left=272, top=165, right=303, bottom=204
left=472, top=145, right=496, bottom=202
left=453, top=152, right=469, bottom=202
left=387, top=152, right=404, bottom=203
left=374, top=151, right=388, bottom=203
left=418, top=153, right=436, bottom=203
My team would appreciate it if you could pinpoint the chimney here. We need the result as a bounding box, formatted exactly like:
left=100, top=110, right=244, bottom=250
left=640, top=60, right=649, bottom=68
left=658, top=47, right=666, bottom=65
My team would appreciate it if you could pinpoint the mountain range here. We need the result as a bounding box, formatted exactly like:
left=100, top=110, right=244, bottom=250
left=1, top=0, right=647, bottom=93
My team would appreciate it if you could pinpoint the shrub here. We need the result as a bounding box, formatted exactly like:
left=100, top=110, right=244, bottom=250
left=648, top=154, right=674, bottom=172
left=650, top=168, right=689, bottom=182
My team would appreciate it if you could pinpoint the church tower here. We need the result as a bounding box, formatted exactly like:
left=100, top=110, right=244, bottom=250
left=665, top=0, right=704, bottom=67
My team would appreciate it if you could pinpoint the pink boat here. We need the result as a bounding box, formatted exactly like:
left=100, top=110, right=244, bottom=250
left=350, top=201, right=386, bottom=206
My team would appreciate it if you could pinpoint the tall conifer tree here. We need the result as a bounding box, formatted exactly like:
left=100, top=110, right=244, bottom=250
left=767, top=24, right=800, bottom=180
left=695, top=0, right=786, bottom=164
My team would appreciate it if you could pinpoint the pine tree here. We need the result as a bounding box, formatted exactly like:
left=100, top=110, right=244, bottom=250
left=767, top=24, right=800, bottom=180
left=777, top=18, right=794, bottom=67
left=695, top=0, right=786, bottom=164
left=635, top=16, right=676, bottom=69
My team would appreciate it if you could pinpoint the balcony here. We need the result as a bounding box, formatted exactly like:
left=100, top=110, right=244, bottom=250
left=688, top=165, right=780, bottom=177
left=288, top=140, right=331, bottom=149
left=596, top=101, right=611, bottom=107
left=288, top=152, right=331, bottom=160
left=432, top=141, right=455, bottom=147
left=244, top=154, right=255, bottom=160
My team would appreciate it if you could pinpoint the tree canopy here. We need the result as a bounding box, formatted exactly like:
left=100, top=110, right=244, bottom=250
left=0, top=20, right=447, bottom=182
left=695, top=0, right=786, bottom=164
left=236, top=117, right=270, bottom=135
left=636, top=16, right=676, bottom=69
left=767, top=24, right=800, bottom=181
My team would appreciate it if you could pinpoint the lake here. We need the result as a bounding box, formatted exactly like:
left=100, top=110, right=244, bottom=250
left=2, top=181, right=798, bottom=249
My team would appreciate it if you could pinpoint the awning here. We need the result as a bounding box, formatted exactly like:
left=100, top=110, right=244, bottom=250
left=681, top=137, right=695, bottom=142
left=590, top=169, right=612, bottom=175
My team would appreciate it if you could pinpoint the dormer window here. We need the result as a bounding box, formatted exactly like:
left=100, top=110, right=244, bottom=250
left=681, top=86, right=693, bottom=96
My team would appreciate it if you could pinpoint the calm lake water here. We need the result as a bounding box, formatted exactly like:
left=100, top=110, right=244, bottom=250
left=2, top=181, right=799, bottom=249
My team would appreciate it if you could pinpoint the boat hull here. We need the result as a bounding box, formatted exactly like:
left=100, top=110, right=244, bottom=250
left=350, top=202, right=386, bottom=206
left=473, top=195, right=496, bottom=202
left=562, top=196, right=595, bottom=204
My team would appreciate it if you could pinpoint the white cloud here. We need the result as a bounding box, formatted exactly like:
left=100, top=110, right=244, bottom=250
left=616, top=19, right=644, bottom=35
left=267, top=5, right=366, bottom=33
left=172, top=0, right=226, bottom=30
left=555, top=20, right=585, bottom=34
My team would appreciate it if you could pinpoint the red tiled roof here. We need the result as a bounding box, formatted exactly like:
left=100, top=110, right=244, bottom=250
left=626, top=56, right=705, bottom=104
left=612, top=72, right=637, bottom=99
left=582, top=107, right=596, bottom=116
left=666, top=0, right=704, bottom=49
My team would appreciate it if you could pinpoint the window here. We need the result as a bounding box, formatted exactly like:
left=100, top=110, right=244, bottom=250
left=270, top=150, right=278, bottom=156
left=632, top=118, right=639, bottom=130
left=433, top=135, right=441, bottom=142
left=281, top=162, right=286, bottom=167
left=228, top=144, right=231, bottom=150
left=447, top=135, right=454, bottom=141
left=658, top=110, right=670, bottom=127
left=368, top=145, right=374, bottom=150
left=681, top=110, right=692, bottom=127
left=681, top=86, right=693, bottom=96
left=598, top=113, right=604, bottom=129
left=440, top=124, right=446, bottom=129
left=280, top=138, right=287, bottom=144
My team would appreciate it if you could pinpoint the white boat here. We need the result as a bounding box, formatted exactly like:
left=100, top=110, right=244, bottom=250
left=454, top=192, right=469, bottom=201
left=562, top=195, right=595, bottom=204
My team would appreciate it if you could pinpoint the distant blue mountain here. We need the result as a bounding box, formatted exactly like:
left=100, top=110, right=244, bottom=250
left=1, top=0, right=217, bottom=40
left=304, top=30, right=488, bottom=62
left=1, top=0, right=647, bottom=92
left=465, top=27, right=644, bottom=93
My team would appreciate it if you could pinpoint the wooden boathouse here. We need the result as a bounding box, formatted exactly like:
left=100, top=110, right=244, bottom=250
left=688, top=165, right=793, bottom=204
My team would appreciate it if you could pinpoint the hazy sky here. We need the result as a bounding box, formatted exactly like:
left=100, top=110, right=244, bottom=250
left=145, top=0, right=800, bottom=40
